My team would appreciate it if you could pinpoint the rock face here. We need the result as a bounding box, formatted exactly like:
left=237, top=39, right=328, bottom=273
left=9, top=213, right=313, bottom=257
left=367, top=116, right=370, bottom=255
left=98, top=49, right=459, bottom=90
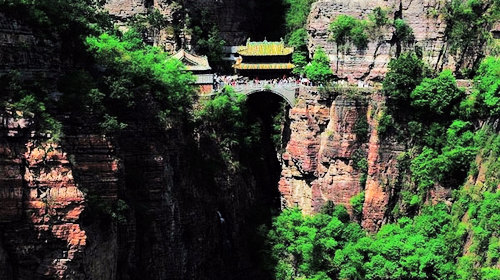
left=0, top=10, right=281, bottom=279
left=0, top=111, right=279, bottom=279
left=279, top=87, right=404, bottom=231
left=307, top=0, right=458, bottom=82
left=104, top=0, right=284, bottom=50
left=0, top=13, right=63, bottom=78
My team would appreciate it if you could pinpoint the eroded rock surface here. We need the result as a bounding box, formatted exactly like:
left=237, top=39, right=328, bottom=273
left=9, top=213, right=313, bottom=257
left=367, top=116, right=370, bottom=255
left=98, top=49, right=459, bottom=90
left=279, top=88, right=404, bottom=231
left=307, top=0, right=457, bottom=82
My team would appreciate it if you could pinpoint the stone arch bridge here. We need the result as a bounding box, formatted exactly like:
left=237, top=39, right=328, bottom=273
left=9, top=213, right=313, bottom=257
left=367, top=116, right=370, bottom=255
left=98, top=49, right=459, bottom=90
left=230, top=82, right=299, bottom=106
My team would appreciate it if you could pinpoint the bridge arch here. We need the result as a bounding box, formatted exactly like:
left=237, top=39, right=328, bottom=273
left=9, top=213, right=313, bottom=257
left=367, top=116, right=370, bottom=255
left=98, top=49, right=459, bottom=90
left=231, top=83, right=298, bottom=107
left=243, top=88, right=295, bottom=107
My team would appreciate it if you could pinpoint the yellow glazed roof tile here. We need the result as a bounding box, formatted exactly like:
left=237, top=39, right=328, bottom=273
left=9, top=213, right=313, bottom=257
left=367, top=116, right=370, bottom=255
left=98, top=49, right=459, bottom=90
left=237, top=40, right=294, bottom=56
left=233, top=63, right=294, bottom=70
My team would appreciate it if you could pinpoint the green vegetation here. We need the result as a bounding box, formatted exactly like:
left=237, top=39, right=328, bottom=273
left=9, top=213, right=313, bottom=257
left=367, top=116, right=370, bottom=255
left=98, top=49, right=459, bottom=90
left=128, top=8, right=169, bottom=45
left=462, top=56, right=500, bottom=118
left=262, top=50, right=500, bottom=280
left=288, top=28, right=309, bottom=74
left=0, top=0, right=110, bottom=36
left=282, top=0, right=317, bottom=74
left=382, top=52, right=427, bottom=102
left=329, top=7, right=414, bottom=56
left=304, top=47, right=333, bottom=85
left=263, top=202, right=476, bottom=280
left=329, top=15, right=369, bottom=50
left=196, top=86, right=248, bottom=150
left=443, top=0, right=500, bottom=71
left=352, top=149, right=368, bottom=188
left=368, top=7, right=389, bottom=27
left=0, top=1, right=196, bottom=225
left=85, top=30, right=195, bottom=122
left=354, top=114, right=369, bottom=142
left=393, top=18, right=414, bottom=45
left=350, top=191, right=365, bottom=218
left=186, top=10, right=226, bottom=69
left=410, top=69, right=464, bottom=117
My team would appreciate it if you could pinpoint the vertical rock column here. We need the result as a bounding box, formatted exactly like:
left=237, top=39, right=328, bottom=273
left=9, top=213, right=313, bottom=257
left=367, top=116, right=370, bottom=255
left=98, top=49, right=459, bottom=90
left=23, top=141, right=86, bottom=278
left=280, top=87, right=367, bottom=215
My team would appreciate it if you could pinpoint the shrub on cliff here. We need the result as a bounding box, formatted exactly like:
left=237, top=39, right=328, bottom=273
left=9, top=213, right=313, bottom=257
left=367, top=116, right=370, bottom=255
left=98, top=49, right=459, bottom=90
left=283, top=0, right=316, bottom=75
left=443, top=0, right=499, bottom=71
left=305, top=47, right=333, bottom=85
left=85, top=30, right=195, bottom=126
left=263, top=203, right=463, bottom=280
left=283, top=0, right=317, bottom=32
left=464, top=57, right=500, bottom=118
left=382, top=52, right=427, bottom=103
left=329, top=15, right=369, bottom=50
left=410, top=69, right=464, bottom=118
left=196, top=86, right=247, bottom=146
left=0, top=0, right=111, bottom=47
left=288, top=28, right=309, bottom=74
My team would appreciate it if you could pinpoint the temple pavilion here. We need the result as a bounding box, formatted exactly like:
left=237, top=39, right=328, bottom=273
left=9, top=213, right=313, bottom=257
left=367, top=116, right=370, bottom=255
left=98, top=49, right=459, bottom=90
left=173, top=49, right=213, bottom=93
left=233, top=39, right=294, bottom=78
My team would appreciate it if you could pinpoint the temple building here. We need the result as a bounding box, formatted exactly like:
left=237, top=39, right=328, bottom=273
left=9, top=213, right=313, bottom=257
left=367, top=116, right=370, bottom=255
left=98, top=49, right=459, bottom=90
left=173, top=49, right=213, bottom=93
left=233, top=39, right=294, bottom=78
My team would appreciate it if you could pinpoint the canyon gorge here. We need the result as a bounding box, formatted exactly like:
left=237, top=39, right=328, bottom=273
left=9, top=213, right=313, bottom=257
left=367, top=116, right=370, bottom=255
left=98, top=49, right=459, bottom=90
left=0, top=0, right=498, bottom=279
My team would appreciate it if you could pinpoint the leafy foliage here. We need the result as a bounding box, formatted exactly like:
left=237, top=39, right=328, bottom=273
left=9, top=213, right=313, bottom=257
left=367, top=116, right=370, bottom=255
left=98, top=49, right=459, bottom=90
left=410, top=69, right=464, bottom=117
left=0, top=0, right=110, bottom=36
left=354, top=114, right=369, bottom=142
left=196, top=86, right=248, bottom=149
left=264, top=203, right=468, bottom=280
left=462, top=57, right=500, bottom=118
left=288, top=28, right=309, bottom=74
left=368, top=7, right=389, bottom=27
left=443, top=0, right=500, bottom=70
left=329, top=15, right=369, bottom=50
left=283, top=0, right=317, bottom=33
left=264, top=206, right=365, bottom=280
left=85, top=30, right=195, bottom=123
left=393, top=19, right=414, bottom=45
left=282, top=0, right=317, bottom=74
left=382, top=52, right=427, bottom=102
left=305, top=47, right=333, bottom=84
left=188, top=10, right=226, bottom=69
left=350, top=192, right=365, bottom=218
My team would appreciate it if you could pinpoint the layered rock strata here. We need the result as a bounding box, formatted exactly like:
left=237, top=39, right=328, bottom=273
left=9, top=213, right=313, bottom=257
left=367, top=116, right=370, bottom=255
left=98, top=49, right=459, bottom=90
left=307, top=0, right=456, bottom=82
left=279, top=87, right=404, bottom=231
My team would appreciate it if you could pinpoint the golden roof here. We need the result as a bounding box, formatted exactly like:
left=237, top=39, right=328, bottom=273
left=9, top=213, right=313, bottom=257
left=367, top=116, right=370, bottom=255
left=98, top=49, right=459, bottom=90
left=237, top=40, right=294, bottom=56
left=172, top=49, right=211, bottom=71
left=233, top=63, right=294, bottom=70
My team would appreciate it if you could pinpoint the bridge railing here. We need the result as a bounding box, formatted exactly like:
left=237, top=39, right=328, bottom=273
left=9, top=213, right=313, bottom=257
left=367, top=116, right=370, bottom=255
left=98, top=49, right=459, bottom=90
left=218, top=80, right=299, bottom=92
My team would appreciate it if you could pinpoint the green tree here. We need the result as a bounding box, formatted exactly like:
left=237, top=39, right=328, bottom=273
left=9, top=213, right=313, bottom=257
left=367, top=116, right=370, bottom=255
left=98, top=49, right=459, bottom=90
left=196, top=86, right=248, bottom=148
left=289, top=28, right=309, bottom=74
left=329, top=15, right=369, bottom=50
left=443, top=0, right=499, bottom=70
left=393, top=18, right=414, bottom=45
left=283, top=0, right=317, bottom=33
left=350, top=192, right=365, bottom=219
left=86, top=30, right=195, bottom=126
left=305, top=47, right=333, bottom=85
left=382, top=52, right=426, bottom=102
left=411, top=69, right=464, bottom=117
left=369, top=7, right=389, bottom=27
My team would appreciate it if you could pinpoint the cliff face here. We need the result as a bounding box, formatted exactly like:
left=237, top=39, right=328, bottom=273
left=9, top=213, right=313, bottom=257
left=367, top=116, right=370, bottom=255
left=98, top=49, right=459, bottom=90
left=0, top=13, right=64, bottom=78
left=104, top=0, right=283, bottom=50
left=307, top=0, right=457, bottom=82
left=0, top=112, right=279, bottom=279
left=278, top=87, right=404, bottom=231
left=0, top=10, right=282, bottom=279
left=0, top=0, right=491, bottom=278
